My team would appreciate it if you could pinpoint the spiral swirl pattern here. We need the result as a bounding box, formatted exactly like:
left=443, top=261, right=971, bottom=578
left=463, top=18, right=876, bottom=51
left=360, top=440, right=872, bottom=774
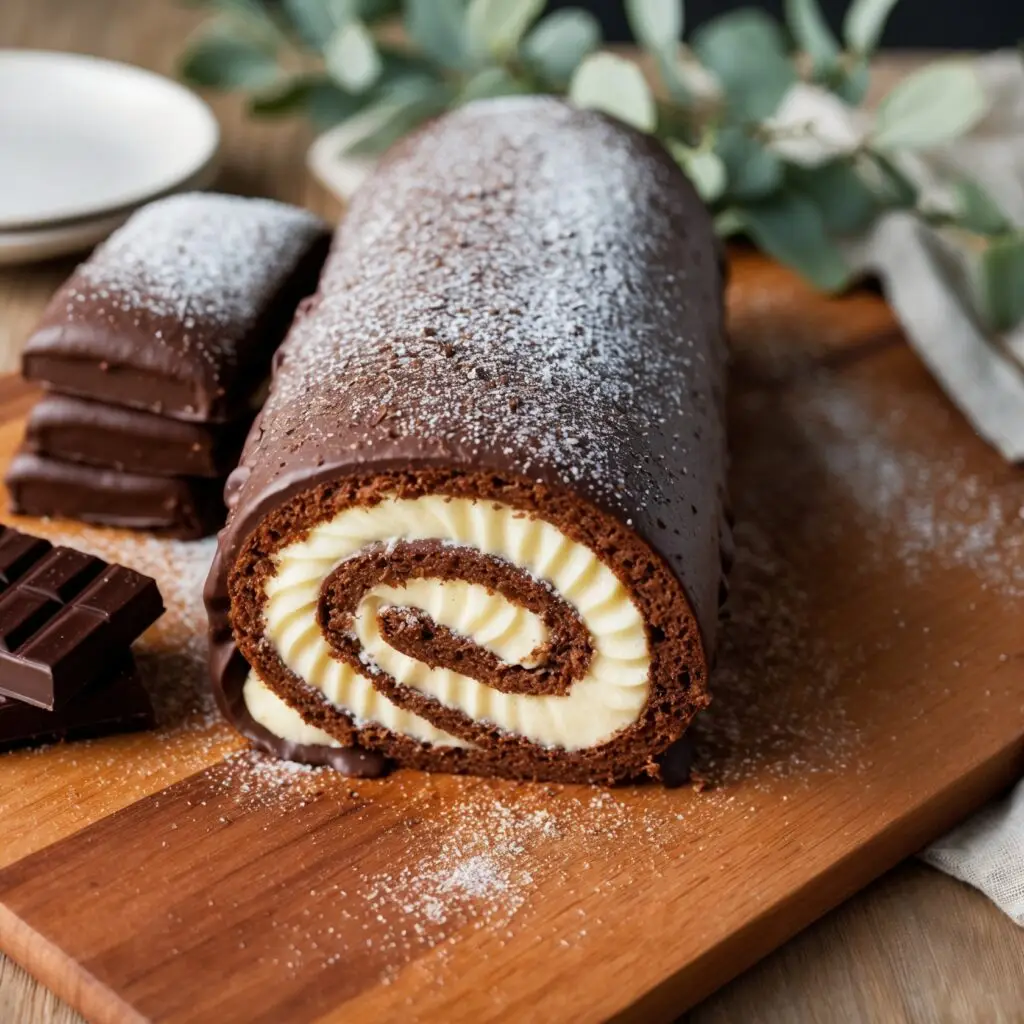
left=245, top=494, right=651, bottom=752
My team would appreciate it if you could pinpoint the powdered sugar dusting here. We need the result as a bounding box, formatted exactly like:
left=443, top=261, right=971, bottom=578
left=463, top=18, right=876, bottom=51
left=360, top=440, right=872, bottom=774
left=59, top=192, right=325, bottom=376
left=238, top=97, right=727, bottom=633
left=804, top=382, right=1024, bottom=596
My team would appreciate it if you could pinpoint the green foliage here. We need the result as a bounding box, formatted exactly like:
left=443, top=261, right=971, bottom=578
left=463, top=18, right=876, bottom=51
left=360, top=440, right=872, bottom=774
left=741, top=191, right=851, bottom=291
left=714, top=127, right=782, bottom=201
left=324, top=19, right=382, bottom=92
left=404, top=0, right=467, bottom=68
left=568, top=52, right=656, bottom=132
left=464, top=0, right=544, bottom=63
left=522, top=9, right=600, bottom=85
left=971, top=236, right=1024, bottom=333
left=180, top=25, right=279, bottom=89
left=692, top=9, right=795, bottom=120
left=873, top=62, right=988, bottom=150
left=785, top=0, right=839, bottom=75
left=843, top=0, right=899, bottom=55
left=177, top=0, right=1022, bottom=329
left=625, top=0, right=683, bottom=55
left=953, top=179, right=1012, bottom=237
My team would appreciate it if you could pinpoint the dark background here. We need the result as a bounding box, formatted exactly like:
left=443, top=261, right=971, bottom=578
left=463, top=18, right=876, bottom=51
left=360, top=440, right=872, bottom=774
left=552, top=0, right=1024, bottom=49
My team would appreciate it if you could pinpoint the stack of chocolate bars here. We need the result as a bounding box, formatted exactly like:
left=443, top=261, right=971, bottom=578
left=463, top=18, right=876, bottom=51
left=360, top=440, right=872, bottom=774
left=0, top=524, right=163, bottom=751
left=6, top=193, right=330, bottom=539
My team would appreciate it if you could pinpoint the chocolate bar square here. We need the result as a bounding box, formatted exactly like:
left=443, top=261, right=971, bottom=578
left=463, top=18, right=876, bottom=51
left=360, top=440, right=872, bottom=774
left=0, top=525, right=163, bottom=709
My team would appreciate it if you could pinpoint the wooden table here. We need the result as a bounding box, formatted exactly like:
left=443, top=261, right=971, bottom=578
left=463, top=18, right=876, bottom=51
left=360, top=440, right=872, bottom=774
left=1, top=2, right=1023, bottom=1020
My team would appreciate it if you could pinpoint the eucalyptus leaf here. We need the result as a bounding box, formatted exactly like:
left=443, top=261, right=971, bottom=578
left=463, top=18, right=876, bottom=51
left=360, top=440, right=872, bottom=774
left=692, top=8, right=796, bottom=120
left=198, top=0, right=284, bottom=46
left=971, top=235, right=1024, bottom=332
left=650, top=51, right=691, bottom=104
left=376, top=45, right=440, bottom=82
left=282, top=0, right=341, bottom=47
left=953, top=178, right=1012, bottom=237
left=405, top=0, right=467, bottom=69
left=843, top=0, right=899, bottom=55
left=625, top=0, right=684, bottom=53
left=457, top=67, right=530, bottom=103
left=625, top=0, right=688, bottom=104
left=741, top=190, right=851, bottom=291
left=787, top=161, right=880, bottom=235
left=522, top=9, right=601, bottom=85
left=784, top=0, right=839, bottom=73
left=872, top=62, right=988, bottom=151
left=861, top=149, right=919, bottom=207
left=250, top=74, right=317, bottom=115
left=357, top=0, right=402, bottom=20
left=250, top=74, right=372, bottom=125
left=667, top=140, right=726, bottom=202
left=715, top=126, right=782, bottom=200
left=568, top=52, right=656, bottom=132
left=180, top=28, right=279, bottom=90
left=325, top=19, right=382, bottom=93
left=465, top=0, right=545, bottom=62
left=307, top=79, right=374, bottom=127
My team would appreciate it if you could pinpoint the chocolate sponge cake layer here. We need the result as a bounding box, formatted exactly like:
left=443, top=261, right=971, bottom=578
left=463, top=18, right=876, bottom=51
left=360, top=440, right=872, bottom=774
left=205, top=97, right=729, bottom=784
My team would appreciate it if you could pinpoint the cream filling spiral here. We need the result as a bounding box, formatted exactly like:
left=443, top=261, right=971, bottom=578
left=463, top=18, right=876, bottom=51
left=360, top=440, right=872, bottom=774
left=245, top=495, right=651, bottom=751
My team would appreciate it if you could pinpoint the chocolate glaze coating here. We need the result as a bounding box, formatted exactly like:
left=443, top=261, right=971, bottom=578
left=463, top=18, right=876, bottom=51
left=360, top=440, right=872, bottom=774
left=206, top=98, right=729, bottom=780
left=25, top=393, right=252, bottom=478
left=7, top=452, right=226, bottom=540
left=22, top=193, right=330, bottom=423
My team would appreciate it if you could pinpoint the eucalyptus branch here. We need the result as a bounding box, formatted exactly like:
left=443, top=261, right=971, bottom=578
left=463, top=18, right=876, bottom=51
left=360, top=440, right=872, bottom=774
left=178, top=0, right=1024, bottom=329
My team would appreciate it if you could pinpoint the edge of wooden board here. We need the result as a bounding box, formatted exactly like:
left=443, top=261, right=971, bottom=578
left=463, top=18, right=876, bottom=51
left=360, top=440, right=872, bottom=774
left=0, top=902, right=146, bottom=1024
left=1, top=733, right=1021, bottom=1024
left=615, top=737, right=1024, bottom=1021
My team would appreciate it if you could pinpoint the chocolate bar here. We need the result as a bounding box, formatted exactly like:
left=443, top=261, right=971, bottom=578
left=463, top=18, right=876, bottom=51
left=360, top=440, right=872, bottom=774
left=22, top=193, right=330, bottom=423
left=25, top=393, right=251, bottom=478
left=0, top=526, right=163, bottom=709
left=0, top=656, right=154, bottom=752
left=7, top=452, right=226, bottom=540
left=205, top=99, right=729, bottom=785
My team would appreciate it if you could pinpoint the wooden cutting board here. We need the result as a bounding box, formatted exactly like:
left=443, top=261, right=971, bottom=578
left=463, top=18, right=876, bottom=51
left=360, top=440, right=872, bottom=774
left=0, top=253, right=1021, bottom=1024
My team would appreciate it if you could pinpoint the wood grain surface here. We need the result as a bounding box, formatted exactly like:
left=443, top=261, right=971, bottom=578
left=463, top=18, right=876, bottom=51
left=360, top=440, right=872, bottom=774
left=1, top=1, right=1023, bottom=1021
left=0, top=260, right=1023, bottom=1020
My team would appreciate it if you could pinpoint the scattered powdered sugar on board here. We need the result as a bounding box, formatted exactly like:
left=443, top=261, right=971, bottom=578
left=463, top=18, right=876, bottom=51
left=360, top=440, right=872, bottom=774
left=803, top=381, right=1024, bottom=597
left=193, top=758, right=705, bottom=982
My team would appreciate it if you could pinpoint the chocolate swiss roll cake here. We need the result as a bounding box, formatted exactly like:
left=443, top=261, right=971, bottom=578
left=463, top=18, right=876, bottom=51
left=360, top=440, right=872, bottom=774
left=205, top=98, right=728, bottom=784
